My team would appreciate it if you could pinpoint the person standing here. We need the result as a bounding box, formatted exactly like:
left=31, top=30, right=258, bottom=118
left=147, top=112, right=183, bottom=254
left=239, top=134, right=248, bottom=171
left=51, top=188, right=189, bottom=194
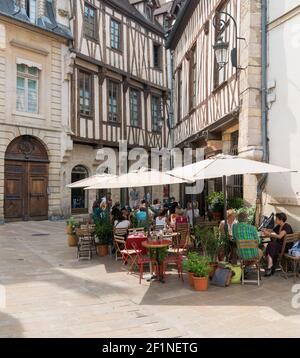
left=129, top=188, right=140, bottom=209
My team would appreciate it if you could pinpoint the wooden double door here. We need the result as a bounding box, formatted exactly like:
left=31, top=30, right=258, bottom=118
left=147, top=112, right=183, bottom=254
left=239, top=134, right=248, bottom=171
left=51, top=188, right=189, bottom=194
left=4, top=160, right=49, bottom=221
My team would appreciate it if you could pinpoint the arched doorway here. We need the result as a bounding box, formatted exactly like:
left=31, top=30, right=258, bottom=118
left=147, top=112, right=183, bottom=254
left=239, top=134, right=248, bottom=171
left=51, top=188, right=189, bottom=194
left=71, top=165, right=89, bottom=214
left=4, top=135, right=49, bottom=221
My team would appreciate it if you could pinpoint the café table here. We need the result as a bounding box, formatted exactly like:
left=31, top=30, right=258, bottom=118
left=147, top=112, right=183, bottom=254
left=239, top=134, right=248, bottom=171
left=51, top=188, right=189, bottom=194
left=142, top=239, right=172, bottom=283
left=126, top=232, right=148, bottom=255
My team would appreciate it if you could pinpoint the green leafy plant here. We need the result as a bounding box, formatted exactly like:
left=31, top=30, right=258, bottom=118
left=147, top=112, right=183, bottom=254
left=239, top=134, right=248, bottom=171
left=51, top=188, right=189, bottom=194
left=183, top=252, right=200, bottom=273
left=193, top=256, right=211, bottom=278
left=228, top=197, right=244, bottom=210
left=194, top=226, right=222, bottom=262
left=66, top=217, right=78, bottom=228
left=207, top=192, right=224, bottom=213
left=95, top=218, right=113, bottom=245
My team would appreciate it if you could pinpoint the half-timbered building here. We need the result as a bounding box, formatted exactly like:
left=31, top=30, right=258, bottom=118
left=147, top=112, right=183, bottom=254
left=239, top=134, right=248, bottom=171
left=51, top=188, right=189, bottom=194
left=67, top=0, right=172, bottom=212
left=167, top=0, right=264, bottom=206
left=0, top=0, right=72, bottom=223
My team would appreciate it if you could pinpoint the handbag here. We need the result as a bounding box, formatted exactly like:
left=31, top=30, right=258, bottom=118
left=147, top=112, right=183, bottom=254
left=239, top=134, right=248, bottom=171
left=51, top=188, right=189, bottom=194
left=211, top=267, right=233, bottom=287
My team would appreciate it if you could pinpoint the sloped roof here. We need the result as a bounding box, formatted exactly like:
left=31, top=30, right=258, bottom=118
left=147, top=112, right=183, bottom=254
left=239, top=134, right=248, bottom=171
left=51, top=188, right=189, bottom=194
left=154, top=1, right=173, bottom=16
left=166, top=0, right=199, bottom=49
left=0, top=0, right=72, bottom=40
left=108, top=0, right=164, bottom=35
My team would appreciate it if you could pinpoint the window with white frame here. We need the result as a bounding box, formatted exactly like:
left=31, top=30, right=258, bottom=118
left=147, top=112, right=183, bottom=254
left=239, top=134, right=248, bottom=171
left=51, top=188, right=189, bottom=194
left=110, top=19, right=121, bottom=51
left=16, top=64, right=39, bottom=113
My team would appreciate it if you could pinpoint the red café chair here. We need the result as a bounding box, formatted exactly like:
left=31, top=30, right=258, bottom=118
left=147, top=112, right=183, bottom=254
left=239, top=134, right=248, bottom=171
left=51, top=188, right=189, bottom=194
left=131, top=242, right=158, bottom=284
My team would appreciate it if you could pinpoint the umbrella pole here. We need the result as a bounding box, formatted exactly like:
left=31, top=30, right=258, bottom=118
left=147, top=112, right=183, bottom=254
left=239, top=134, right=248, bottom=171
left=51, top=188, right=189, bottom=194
left=222, top=175, right=229, bottom=260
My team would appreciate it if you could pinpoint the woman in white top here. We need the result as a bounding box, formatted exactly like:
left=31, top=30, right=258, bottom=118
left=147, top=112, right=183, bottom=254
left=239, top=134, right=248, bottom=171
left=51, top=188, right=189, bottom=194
left=155, top=209, right=168, bottom=228
left=114, top=212, right=131, bottom=229
left=219, top=209, right=238, bottom=237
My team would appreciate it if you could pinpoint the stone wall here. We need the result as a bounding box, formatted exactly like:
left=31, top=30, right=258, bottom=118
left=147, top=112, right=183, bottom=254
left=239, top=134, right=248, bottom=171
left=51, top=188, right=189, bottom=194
left=238, top=0, right=263, bottom=205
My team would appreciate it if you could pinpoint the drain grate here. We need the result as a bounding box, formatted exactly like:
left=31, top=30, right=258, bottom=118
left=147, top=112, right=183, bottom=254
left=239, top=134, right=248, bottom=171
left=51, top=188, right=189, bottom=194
left=32, top=233, right=50, bottom=237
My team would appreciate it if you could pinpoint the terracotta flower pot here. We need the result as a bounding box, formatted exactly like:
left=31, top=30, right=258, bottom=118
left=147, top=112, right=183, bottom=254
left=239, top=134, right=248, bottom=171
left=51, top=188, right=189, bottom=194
left=97, top=245, right=108, bottom=257
left=67, top=234, right=77, bottom=247
left=188, top=272, right=194, bottom=287
left=209, top=263, right=218, bottom=279
left=193, top=276, right=209, bottom=292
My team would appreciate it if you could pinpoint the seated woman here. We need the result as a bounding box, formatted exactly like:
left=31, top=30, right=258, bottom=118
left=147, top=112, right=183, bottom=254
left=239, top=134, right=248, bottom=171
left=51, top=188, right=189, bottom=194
left=262, top=212, right=293, bottom=277
left=135, top=206, right=148, bottom=227
left=155, top=209, right=169, bottom=229
left=219, top=209, right=238, bottom=264
left=219, top=210, right=238, bottom=238
left=175, top=207, right=188, bottom=225
left=114, top=212, right=131, bottom=230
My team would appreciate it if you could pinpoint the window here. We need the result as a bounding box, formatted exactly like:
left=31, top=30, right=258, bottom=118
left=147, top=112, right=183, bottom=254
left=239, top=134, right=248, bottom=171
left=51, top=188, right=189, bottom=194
left=153, top=43, right=162, bottom=69
left=129, top=88, right=141, bottom=127
left=189, top=45, right=197, bottom=110
left=79, top=70, right=93, bottom=116
left=110, top=19, right=121, bottom=51
left=25, top=0, right=37, bottom=24
left=71, top=165, right=89, bottom=213
left=84, top=3, right=97, bottom=39
left=16, top=64, right=39, bottom=113
left=151, top=96, right=162, bottom=132
left=108, top=80, right=120, bottom=123
left=177, top=66, right=182, bottom=122
left=145, top=5, right=153, bottom=21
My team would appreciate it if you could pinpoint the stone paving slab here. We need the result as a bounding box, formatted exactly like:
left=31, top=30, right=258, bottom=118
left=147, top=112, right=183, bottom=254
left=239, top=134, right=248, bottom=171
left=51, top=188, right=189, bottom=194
left=0, top=221, right=300, bottom=338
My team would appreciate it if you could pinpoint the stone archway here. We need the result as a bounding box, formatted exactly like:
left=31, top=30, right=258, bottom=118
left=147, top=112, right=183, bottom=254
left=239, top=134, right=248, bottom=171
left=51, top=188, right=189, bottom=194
left=4, top=135, right=49, bottom=221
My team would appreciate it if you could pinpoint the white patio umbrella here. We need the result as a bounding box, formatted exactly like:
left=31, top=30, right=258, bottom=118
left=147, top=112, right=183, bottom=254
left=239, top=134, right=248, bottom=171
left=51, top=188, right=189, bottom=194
left=168, top=154, right=296, bottom=181
left=67, top=173, right=117, bottom=189
left=168, top=154, right=297, bottom=246
left=85, top=167, right=190, bottom=190
left=85, top=168, right=191, bottom=234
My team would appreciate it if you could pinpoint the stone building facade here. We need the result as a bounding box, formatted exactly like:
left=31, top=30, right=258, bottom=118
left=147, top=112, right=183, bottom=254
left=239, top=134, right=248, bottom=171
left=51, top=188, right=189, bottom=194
left=0, top=0, right=72, bottom=223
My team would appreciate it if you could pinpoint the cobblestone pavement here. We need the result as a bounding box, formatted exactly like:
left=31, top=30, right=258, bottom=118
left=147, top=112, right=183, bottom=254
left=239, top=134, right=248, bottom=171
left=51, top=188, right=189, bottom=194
left=0, top=221, right=299, bottom=338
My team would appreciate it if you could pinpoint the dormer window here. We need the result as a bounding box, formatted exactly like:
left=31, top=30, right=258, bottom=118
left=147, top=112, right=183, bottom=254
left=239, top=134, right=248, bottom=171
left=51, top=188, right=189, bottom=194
left=25, top=0, right=37, bottom=24
left=145, top=4, right=153, bottom=21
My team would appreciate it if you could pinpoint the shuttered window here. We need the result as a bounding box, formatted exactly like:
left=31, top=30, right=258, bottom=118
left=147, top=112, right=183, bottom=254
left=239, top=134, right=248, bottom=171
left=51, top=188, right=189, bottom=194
left=16, top=64, right=39, bottom=113
left=25, top=0, right=37, bottom=24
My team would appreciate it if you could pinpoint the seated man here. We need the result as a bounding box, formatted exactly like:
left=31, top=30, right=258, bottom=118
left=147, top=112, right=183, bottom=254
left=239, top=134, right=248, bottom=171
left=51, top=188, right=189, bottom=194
left=232, top=211, right=263, bottom=262
left=262, top=212, right=293, bottom=277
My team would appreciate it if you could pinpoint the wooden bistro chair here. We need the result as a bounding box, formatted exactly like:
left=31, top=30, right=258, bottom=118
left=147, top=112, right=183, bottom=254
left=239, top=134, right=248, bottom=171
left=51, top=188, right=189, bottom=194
left=76, top=228, right=94, bottom=261
left=278, top=233, right=300, bottom=282
left=175, top=222, right=190, bottom=253
left=131, top=242, right=158, bottom=284
left=237, top=240, right=261, bottom=287
left=113, top=228, right=128, bottom=260
left=114, top=235, right=139, bottom=274
left=128, top=228, right=145, bottom=235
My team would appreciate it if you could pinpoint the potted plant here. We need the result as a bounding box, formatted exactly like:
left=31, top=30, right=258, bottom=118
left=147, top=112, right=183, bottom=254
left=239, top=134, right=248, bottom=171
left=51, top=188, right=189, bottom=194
left=228, top=197, right=244, bottom=210
left=95, top=218, right=113, bottom=257
left=207, top=192, right=224, bottom=221
left=183, top=252, right=199, bottom=287
left=194, top=226, right=220, bottom=278
left=66, top=217, right=79, bottom=247
left=193, top=256, right=211, bottom=292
